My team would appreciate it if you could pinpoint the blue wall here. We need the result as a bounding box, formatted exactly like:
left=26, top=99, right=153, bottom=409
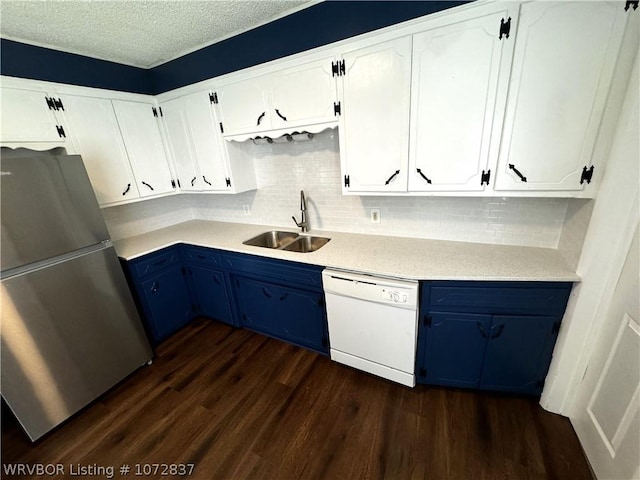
left=1, top=1, right=468, bottom=95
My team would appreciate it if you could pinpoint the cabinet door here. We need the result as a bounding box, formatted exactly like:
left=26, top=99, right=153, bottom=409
left=419, top=312, right=490, bottom=388
left=340, top=37, right=412, bottom=193
left=235, top=277, right=280, bottom=337
left=269, top=58, right=337, bottom=131
left=111, top=100, right=175, bottom=197
left=182, top=92, right=230, bottom=191
left=278, top=287, right=327, bottom=353
left=0, top=87, right=65, bottom=144
left=217, top=76, right=271, bottom=136
left=408, top=10, right=512, bottom=192
left=160, top=96, right=201, bottom=192
left=480, top=315, right=559, bottom=395
left=189, top=265, right=233, bottom=325
left=494, top=2, right=626, bottom=191
left=140, top=266, right=193, bottom=342
left=57, top=95, right=139, bottom=204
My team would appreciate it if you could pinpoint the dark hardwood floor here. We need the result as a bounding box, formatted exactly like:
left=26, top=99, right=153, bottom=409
left=2, top=318, right=592, bottom=479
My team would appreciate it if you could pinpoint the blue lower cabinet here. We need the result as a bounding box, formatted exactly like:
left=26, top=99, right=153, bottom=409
left=416, top=281, right=571, bottom=396
left=123, top=246, right=194, bottom=344
left=480, top=315, right=560, bottom=394
left=234, top=276, right=328, bottom=355
left=421, top=312, right=491, bottom=388
left=187, top=265, right=234, bottom=326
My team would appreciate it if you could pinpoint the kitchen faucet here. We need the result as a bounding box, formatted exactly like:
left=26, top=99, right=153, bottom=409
left=292, top=190, right=308, bottom=233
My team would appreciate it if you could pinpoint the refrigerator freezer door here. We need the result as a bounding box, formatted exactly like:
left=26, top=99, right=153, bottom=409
left=0, top=246, right=152, bottom=441
left=1, top=150, right=110, bottom=271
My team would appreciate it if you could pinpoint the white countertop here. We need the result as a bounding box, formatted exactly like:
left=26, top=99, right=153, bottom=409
left=113, top=220, right=580, bottom=282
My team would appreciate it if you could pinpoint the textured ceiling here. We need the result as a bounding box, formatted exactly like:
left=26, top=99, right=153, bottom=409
left=0, top=0, right=319, bottom=68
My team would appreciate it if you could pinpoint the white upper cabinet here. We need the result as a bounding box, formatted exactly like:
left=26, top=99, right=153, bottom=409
left=493, top=1, right=628, bottom=192
left=408, top=9, right=514, bottom=193
left=161, top=91, right=256, bottom=194
left=0, top=87, right=68, bottom=146
left=268, top=58, right=338, bottom=131
left=57, top=95, right=141, bottom=205
left=216, top=57, right=338, bottom=140
left=111, top=100, right=175, bottom=197
left=339, top=37, right=413, bottom=193
left=216, top=76, right=270, bottom=138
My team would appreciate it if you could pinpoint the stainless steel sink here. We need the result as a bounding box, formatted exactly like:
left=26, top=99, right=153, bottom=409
left=242, top=231, right=330, bottom=253
left=282, top=236, right=331, bottom=253
left=242, top=230, right=299, bottom=249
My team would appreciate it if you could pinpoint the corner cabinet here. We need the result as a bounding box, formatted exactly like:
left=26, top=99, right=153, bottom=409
left=416, top=281, right=572, bottom=395
left=215, top=57, right=339, bottom=140
left=339, top=37, right=413, bottom=193
left=160, top=91, right=257, bottom=193
left=123, top=246, right=193, bottom=344
left=493, top=2, right=628, bottom=192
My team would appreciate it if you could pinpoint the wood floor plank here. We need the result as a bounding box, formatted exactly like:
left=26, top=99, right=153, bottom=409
left=1, top=319, right=592, bottom=479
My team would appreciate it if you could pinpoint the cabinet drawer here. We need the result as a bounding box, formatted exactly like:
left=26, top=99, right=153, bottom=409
left=182, top=245, right=223, bottom=268
left=133, top=247, right=181, bottom=278
left=222, top=252, right=323, bottom=290
left=427, top=283, right=572, bottom=316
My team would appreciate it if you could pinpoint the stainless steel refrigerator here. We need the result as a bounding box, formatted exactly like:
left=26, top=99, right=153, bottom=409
left=1, top=147, right=152, bottom=441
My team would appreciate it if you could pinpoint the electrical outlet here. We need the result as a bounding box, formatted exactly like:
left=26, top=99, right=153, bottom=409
left=370, top=208, right=380, bottom=224
left=242, top=205, right=251, bottom=216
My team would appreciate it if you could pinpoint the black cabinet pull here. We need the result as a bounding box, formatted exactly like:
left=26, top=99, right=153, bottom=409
left=275, top=109, right=287, bottom=121
left=476, top=322, right=488, bottom=338
left=122, top=183, right=131, bottom=196
left=261, top=287, right=271, bottom=298
left=416, top=168, right=432, bottom=184
left=257, top=112, right=266, bottom=126
left=508, top=164, right=527, bottom=182
left=202, top=176, right=212, bottom=186
left=191, top=176, right=197, bottom=186
left=491, top=324, right=505, bottom=339
left=385, top=170, right=400, bottom=185
left=141, top=181, right=154, bottom=191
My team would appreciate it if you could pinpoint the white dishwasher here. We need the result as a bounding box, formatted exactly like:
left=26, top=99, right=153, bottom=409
left=322, top=269, right=419, bottom=387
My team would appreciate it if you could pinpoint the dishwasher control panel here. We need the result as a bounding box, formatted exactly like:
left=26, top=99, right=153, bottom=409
left=381, top=288, right=409, bottom=304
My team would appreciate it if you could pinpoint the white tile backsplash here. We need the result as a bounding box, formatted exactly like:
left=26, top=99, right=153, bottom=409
left=103, top=129, right=569, bottom=248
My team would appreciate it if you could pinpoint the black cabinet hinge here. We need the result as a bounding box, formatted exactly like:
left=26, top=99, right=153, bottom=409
left=334, top=101, right=341, bottom=116
left=552, top=321, right=561, bottom=335
left=480, top=169, right=491, bottom=185
left=171, top=179, right=176, bottom=189
left=344, top=175, right=350, bottom=187
left=225, top=177, right=231, bottom=187
left=419, top=367, right=427, bottom=378
left=332, top=59, right=346, bottom=77
left=152, top=107, right=158, bottom=117
left=46, top=96, right=56, bottom=110
left=54, top=98, right=64, bottom=111
left=580, top=166, right=594, bottom=185
left=625, top=0, right=638, bottom=11
left=219, top=122, right=224, bottom=133
left=177, top=179, right=181, bottom=188
left=158, top=107, right=163, bottom=117
left=423, top=315, right=432, bottom=327
left=56, top=125, right=66, bottom=138
left=499, top=17, right=512, bottom=39
left=209, top=92, right=219, bottom=104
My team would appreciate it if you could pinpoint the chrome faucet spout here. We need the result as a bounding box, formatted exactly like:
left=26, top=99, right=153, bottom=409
left=292, top=190, right=309, bottom=232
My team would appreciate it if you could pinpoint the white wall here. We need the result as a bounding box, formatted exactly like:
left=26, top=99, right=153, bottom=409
left=104, top=129, right=571, bottom=248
